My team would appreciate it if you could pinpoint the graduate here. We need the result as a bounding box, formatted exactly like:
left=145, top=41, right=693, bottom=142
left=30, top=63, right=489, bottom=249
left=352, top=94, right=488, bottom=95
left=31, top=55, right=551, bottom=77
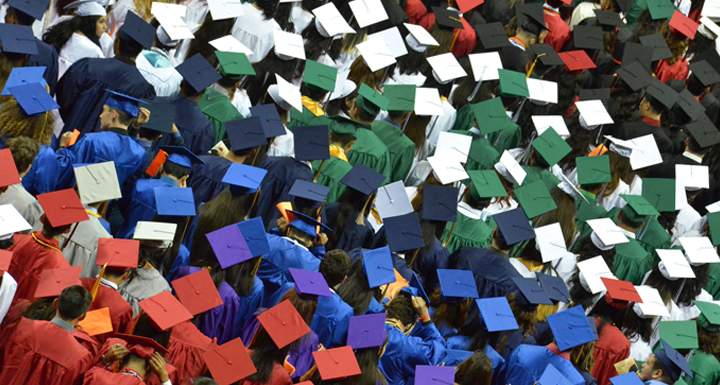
left=685, top=301, right=720, bottom=385
left=83, top=334, right=171, bottom=385
left=0, top=140, right=43, bottom=226
left=343, top=87, right=392, bottom=182
left=311, top=122, right=357, bottom=203
left=135, top=24, right=183, bottom=98
left=543, top=0, right=571, bottom=52
left=229, top=0, right=282, bottom=64
left=287, top=60, right=334, bottom=131
left=419, top=5, right=476, bottom=58
left=371, top=84, right=416, bottom=183
left=638, top=340, right=693, bottom=385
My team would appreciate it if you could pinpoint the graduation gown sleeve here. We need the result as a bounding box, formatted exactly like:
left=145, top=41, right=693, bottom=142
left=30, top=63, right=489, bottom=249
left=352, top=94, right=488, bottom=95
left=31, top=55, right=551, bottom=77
left=82, top=366, right=144, bottom=385
left=451, top=19, right=477, bottom=58
left=310, top=292, right=354, bottom=348
left=372, top=120, right=416, bottom=183
left=613, top=238, right=653, bottom=285
left=590, top=319, right=630, bottom=385
left=286, top=331, right=319, bottom=381
left=412, top=238, right=449, bottom=294
left=62, top=216, right=112, bottom=278
left=346, top=129, right=392, bottom=183
left=152, top=97, right=215, bottom=156
left=7, top=232, right=70, bottom=303
left=543, top=10, right=571, bottom=52
left=312, top=157, right=352, bottom=203
left=27, top=39, right=59, bottom=96
left=379, top=323, right=446, bottom=385
left=21, top=145, right=58, bottom=196
left=197, top=281, right=240, bottom=345
left=686, top=350, right=720, bottom=385
left=167, top=320, right=218, bottom=382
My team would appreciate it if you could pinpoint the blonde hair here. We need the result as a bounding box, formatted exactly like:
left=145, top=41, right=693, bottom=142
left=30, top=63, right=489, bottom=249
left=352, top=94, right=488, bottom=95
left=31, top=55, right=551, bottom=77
left=0, top=97, right=55, bottom=145
left=132, top=0, right=170, bottom=21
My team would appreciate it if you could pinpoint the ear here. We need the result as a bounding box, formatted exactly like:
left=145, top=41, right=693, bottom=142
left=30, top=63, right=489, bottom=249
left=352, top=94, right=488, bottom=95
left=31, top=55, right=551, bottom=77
left=53, top=298, right=59, bottom=311
left=180, top=175, right=189, bottom=184
left=64, top=225, right=73, bottom=234
left=23, top=164, right=32, bottom=175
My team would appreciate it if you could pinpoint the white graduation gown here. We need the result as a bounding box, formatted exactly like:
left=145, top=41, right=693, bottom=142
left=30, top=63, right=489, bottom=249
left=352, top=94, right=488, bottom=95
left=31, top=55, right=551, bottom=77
left=231, top=3, right=281, bottom=63
left=58, top=33, right=105, bottom=79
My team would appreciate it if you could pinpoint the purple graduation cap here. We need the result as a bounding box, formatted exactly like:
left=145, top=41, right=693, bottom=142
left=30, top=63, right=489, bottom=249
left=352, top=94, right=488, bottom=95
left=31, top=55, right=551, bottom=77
left=415, top=365, right=455, bottom=385
left=206, top=223, right=253, bottom=269
left=347, top=313, right=387, bottom=349
left=289, top=268, right=332, bottom=298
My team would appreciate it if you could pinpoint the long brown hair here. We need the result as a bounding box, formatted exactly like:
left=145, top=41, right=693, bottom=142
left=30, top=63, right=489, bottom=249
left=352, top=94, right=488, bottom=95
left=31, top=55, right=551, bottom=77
left=429, top=288, right=472, bottom=332
left=0, top=97, right=55, bottom=145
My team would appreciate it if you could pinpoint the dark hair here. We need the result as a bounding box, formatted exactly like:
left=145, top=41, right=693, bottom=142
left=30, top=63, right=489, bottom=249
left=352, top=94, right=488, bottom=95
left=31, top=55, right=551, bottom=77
left=618, top=209, right=644, bottom=230
left=325, top=189, right=373, bottom=250
left=281, top=288, right=318, bottom=326
left=185, top=13, right=235, bottom=68
left=687, top=134, right=708, bottom=155
left=138, top=127, right=164, bottom=142
left=6, top=6, right=36, bottom=26
left=274, top=2, right=294, bottom=31
left=180, top=79, right=204, bottom=98
left=337, top=258, right=382, bottom=315
left=247, top=325, right=291, bottom=384
left=116, top=28, right=145, bottom=59
left=108, top=106, right=135, bottom=126
left=697, top=322, right=720, bottom=358
left=300, top=83, right=329, bottom=103
left=163, top=160, right=190, bottom=180
left=132, top=312, right=172, bottom=351
left=645, top=261, right=709, bottom=307
left=41, top=215, right=72, bottom=238
left=644, top=93, right=666, bottom=115
left=43, top=16, right=102, bottom=53
left=190, top=378, right=219, bottom=385
left=4, top=136, right=39, bottom=173
left=403, top=113, right=431, bottom=157
left=319, top=249, right=352, bottom=287
left=57, top=285, right=92, bottom=320
left=255, top=0, right=280, bottom=19
left=429, top=288, right=472, bottom=332
left=385, top=295, right=416, bottom=326
left=394, top=41, right=427, bottom=76
left=329, top=132, right=356, bottom=147
left=21, top=297, right=56, bottom=321
left=454, top=352, right=493, bottom=385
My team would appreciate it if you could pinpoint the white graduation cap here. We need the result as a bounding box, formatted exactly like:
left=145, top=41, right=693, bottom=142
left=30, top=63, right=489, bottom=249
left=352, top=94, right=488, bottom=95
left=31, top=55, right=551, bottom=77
left=656, top=249, right=695, bottom=279
left=428, top=156, right=469, bottom=184
left=327, top=71, right=354, bottom=101
left=527, top=78, right=558, bottom=104
left=313, top=3, right=355, bottom=37
left=534, top=222, right=573, bottom=263
left=414, top=87, right=444, bottom=116
left=375, top=181, right=414, bottom=219
left=275, top=74, right=303, bottom=113
left=435, top=131, right=472, bottom=164
left=273, top=29, right=306, bottom=60
left=575, top=100, right=614, bottom=126
left=676, top=164, right=709, bottom=190
left=349, top=0, right=389, bottom=28
left=698, top=16, right=720, bottom=39
left=368, top=27, right=408, bottom=58
left=64, top=0, right=106, bottom=16
left=634, top=285, right=671, bottom=317
left=702, top=1, right=720, bottom=19
left=577, top=256, right=615, bottom=294
left=706, top=200, right=720, bottom=213
left=0, top=204, right=31, bottom=236
left=356, top=38, right=396, bottom=72
left=134, top=221, right=178, bottom=242
left=494, top=150, right=526, bottom=185
left=73, top=161, right=122, bottom=205
left=468, top=52, right=503, bottom=81
left=605, top=134, right=662, bottom=170
left=151, top=2, right=187, bottom=18
left=207, top=0, right=244, bottom=20
left=531, top=115, right=569, bottom=138
left=587, top=218, right=630, bottom=246
left=427, top=53, right=467, bottom=83
left=679, top=237, right=720, bottom=264
left=152, top=4, right=194, bottom=41
left=676, top=177, right=690, bottom=211
left=604, top=135, right=638, bottom=158
left=404, top=23, right=439, bottom=46
left=209, top=35, right=254, bottom=57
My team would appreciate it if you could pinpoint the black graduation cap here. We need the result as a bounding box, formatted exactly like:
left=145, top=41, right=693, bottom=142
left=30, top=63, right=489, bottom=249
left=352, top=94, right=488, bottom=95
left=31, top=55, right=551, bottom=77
left=621, top=42, right=654, bottom=72
left=615, top=0, right=636, bottom=14
left=593, top=9, right=624, bottom=29
left=250, top=104, right=286, bottom=138
left=574, top=25, right=604, bottom=50
left=0, top=24, right=38, bottom=56
left=639, top=33, right=673, bottom=62
left=646, top=77, right=679, bottom=110
left=142, top=100, right=175, bottom=133
left=686, top=117, right=720, bottom=148
left=579, top=88, right=611, bottom=102
left=676, top=88, right=706, bottom=121
left=616, top=61, right=653, bottom=91
left=516, top=4, right=549, bottom=32
left=688, top=60, right=720, bottom=87
left=433, top=7, right=464, bottom=30
left=176, top=54, right=222, bottom=94
left=339, top=164, right=385, bottom=196
left=691, top=48, right=720, bottom=74
left=422, top=184, right=459, bottom=222
left=8, top=0, right=50, bottom=21
left=529, top=44, right=564, bottom=66
left=226, top=117, right=268, bottom=151
left=475, top=22, right=511, bottom=50
left=294, top=125, right=330, bottom=162
left=119, top=11, right=155, bottom=50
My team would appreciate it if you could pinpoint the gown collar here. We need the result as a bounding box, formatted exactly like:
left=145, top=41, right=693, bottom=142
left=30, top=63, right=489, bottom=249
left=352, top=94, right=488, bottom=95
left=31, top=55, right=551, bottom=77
left=114, top=55, right=135, bottom=66
left=51, top=317, right=74, bottom=333
left=106, top=126, right=129, bottom=136
left=160, top=175, right=179, bottom=187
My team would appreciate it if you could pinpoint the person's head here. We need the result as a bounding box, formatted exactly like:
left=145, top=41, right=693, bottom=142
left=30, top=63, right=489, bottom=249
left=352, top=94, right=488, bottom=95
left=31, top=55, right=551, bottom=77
left=337, top=258, right=383, bottom=315
left=103, top=268, right=132, bottom=285
left=280, top=288, right=318, bottom=326
left=43, top=15, right=104, bottom=53
left=40, top=214, right=72, bottom=239
left=618, top=207, right=645, bottom=230
left=300, top=83, right=329, bottom=103
left=54, top=285, right=92, bottom=322
left=319, top=249, right=351, bottom=288
left=99, top=104, right=134, bottom=130
left=328, top=132, right=356, bottom=154
left=5, top=6, right=36, bottom=26
left=454, top=352, right=493, bottom=385
left=132, top=312, right=172, bottom=351
left=114, top=28, right=144, bottom=59
left=0, top=95, right=55, bottom=146
left=160, top=160, right=190, bottom=185
left=516, top=20, right=541, bottom=46
left=137, top=127, right=164, bottom=142
left=638, top=353, right=674, bottom=384
left=385, top=295, right=416, bottom=330
left=639, top=94, right=664, bottom=118
left=254, top=0, right=280, bottom=19
left=4, top=136, right=39, bottom=177
left=247, top=325, right=291, bottom=384
left=686, top=136, right=709, bottom=156
left=349, top=98, right=379, bottom=124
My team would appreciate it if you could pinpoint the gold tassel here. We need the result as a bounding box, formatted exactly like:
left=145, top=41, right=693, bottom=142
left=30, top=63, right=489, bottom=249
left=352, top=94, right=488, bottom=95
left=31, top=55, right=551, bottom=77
left=90, top=264, right=107, bottom=301
left=526, top=53, right=546, bottom=78
left=355, top=195, right=372, bottom=226
left=251, top=256, right=262, bottom=277
left=442, top=221, right=457, bottom=248
left=313, top=160, right=326, bottom=183
left=408, top=249, right=421, bottom=268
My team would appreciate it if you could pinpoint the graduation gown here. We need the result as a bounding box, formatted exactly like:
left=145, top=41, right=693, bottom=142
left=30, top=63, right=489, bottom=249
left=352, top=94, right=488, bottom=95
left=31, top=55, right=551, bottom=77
left=80, top=277, right=133, bottom=337
left=60, top=213, right=112, bottom=278
left=287, top=332, right=319, bottom=382
left=312, top=157, right=353, bottom=203
left=21, top=144, right=58, bottom=196
left=611, top=118, right=685, bottom=155
left=188, top=155, right=233, bottom=206
left=118, top=267, right=171, bottom=316
left=58, top=33, right=104, bottom=79
left=135, top=49, right=183, bottom=98
left=591, top=318, right=630, bottom=385
left=28, top=38, right=59, bottom=96
left=450, top=247, right=522, bottom=299
left=82, top=367, right=144, bottom=385
left=686, top=349, right=720, bottom=385
left=418, top=11, right=476, bottom=57
left=497, top=345, right=585, bottom=385
left=323, top=203, right=375, bottom=252
left=543, top=6, right=571, bottom=52
left=655, top=57, right=689, bottom=83
left=232, top=276, right=265, bottom=339
left=404, top=0, right=428, bottom=24
left=310, top=291, right=354, bottom=348
left=287, top=106, right=328, bottom=131
left=441, top=204, right=495, bottom=255
left=346, top=129, right=392, bottom=183
left=464, top=134, right=501, bottom=172
left=8, top=232, right=70, bottom=303
left=0, top=272, right=17, bottom=326
left=0, top=184, right=42, bottom=228
left=613, top=237, right=653, bottom=285
left=488, top=121, right=522, bottom=153
left=56, top=57, right=156, bottom=135
left=372, top=120, right=415, bottom=183
left=152, top=96, right=215, bottom=156
left=167, top=320, right=218, bottom=382
left=412, top=238, right=450, bottom=294
left=199, top=86, right=244, bottom=144
left=256, top=157, right=314, bottom=229
left=379, top=323, right=446, bottom=385
left=115, top=176, right=178, bottom=239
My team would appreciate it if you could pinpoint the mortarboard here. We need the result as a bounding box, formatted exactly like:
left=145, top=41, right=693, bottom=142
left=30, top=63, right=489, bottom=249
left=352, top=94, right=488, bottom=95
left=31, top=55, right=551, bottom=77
left=303, top=60, right=338, bottom=93
left=154, top=187, right=196, bottom=216
left=105, top=90, right=147, bottom=118
left=610, top=373, right=645, bottom=385
left=151, top=3, right=193, bottom=42
left=695, top=301, right=720, bottom=332
left=414, top=87, right=445, bottom=116
left=646, top=77, right=679, bottom=110
left=312, top=2, right=355, bottom=37
left=226, top=117, right=268, bottom=151
left=616, top=61, right=653, bottom=92
left=120, top=11, right=155, bottom=49
left=467, top=170, right=507, bottom=202
left=647, top=0, right=676, bottom=20
left=138, top=291, right=193, bottom=331
left=601, top=277, right=642, bottom=303
left=290, top=268, right=332, bottom=298
left=516, top=4, right=548, bottom=32
left=579, top=88, right=612, bottom=102
left=37, top=189, right=89, bottom=227
left=707, top=212, right=720, bottom=245
left=513, top=180, right=557, bottom=219
left=9, top=82, right=59, bottom=116
left=576, top=155, right=612, bottom=186
left=202, top=338, right=256, bottom=385
left=0, top=149, right=20, bottom=188
left=471, top=98, right=514, bottom=135
left=498, top=69, right=529, bottom=98
left=350, top=0, right=389, bottom=29
left=176, top=54, right=222, bottom=94
left=404, top=23, right=439, bottom=48
left=536, top=272, right=571, bottom=303
left=427, top=156, right=468, bottom=185
left=437, top=269, right=479, bottom=300
left=686, top=117, right=720, bottom=148
left=142, top=100, right=175, bottom=133
left=574, top=25, right=604, bottom=50
left=294, top=125, right=330, bottom=162
left=207, top=0, right=245, bottom=21
left=634, top=285, right=670, bottom=318
left=171, top=268, right=223, bottom=316
left=526, top=78, right=558, bottom=104
left=676, top=88, right=706, bottom=121
left=688, top=60, right=720, bottom=87
left=528, top=44, right=564, bottom=67
left=433, top=7, right=464, bottom=30
left=383, top=85, right=415, bottom=113
left=116, top=333, right=170, bottom=357
left=575, top=100, right=614, bottom=126
left=34, top=266, right=83, bottom=299
left=657, top=321, right=698, bottom=350
left=207, top=224, right=253, bottom=269
left=593, top=9, right=624, bottom=29
left=1, top=66, right=47, bottom=96
left=375, top=181, right=413, bottom=220
left=577, top=255, right=615, bottom=294
left=456, top=0, right=484, bottom=13
left=495, top=150, right=527, bottom=185
left=474, top=22, right=511, bottom=50
left=289, top=180, right=329, bottom=203
left=216, top=51, right=255, bottom=79
left=160, top=146, right=205, bottom=168
left=384, top=213, right=424, bottom=252
left=133, top=221, right=177, bottom=242
left=407, top=272, right=430, bottom=305
left=676, top=164, right=709, bottom=190
left=587, top=217, right=630, bottom=246
left=272, top=30, right=305, bottom=61
left=654, top=339, right=693, bottom=382
left=339, top=164, right=385, bottom=196
left=362, top=246, right=396, bottom=288
left=0, top=24, right=38, bottom=55
left=313, top=346, right=362, bottom=381
left=356, top=38, right=396, bottom=72
left=415, top=366, right=454, bottom=385
left=657, top=249, right=695, bottom=278
left=534, top=223, right=573, bottom=263
left=250, top=104, right=285, bottom=139
left=531, top=115, right=569, bottom=138
left=209, top=35, right=253, bottom=57
left=258, top=299, right=311, bottom=348
left=355, top=83, right=389, bottom=116
left=476, top=297, right=518, bottom=332
left=678, top=236, right=720, bottom=264
left=421, top=185, right=458, bottom=222
left=427, top=53, right=467, bottom=84
left=621, top=42, right=654, bottom=72
left=538, top=365, right=573, bottom=385
left=347, top=313, right=387, bottom=349
left=559, top=50, right=597, bottom=72
left=8, top=0, right=50, bottom=21
left=96, top=238, right=139, bottom=270
left=547, top=305, right=596, bottom=351
left=669, top=10, right=698, bottom=39
left=235, top=217, right=270, bottom=257
left=288, top=210, right=331, bottom=238
left=494, top=207, right=535, bottom=246
left=512, top=277, right=554, bottom=306
left=468, top=52, right=504, bottom=82
left=639, top=33, right=673, bottom=62
left=642, top=178, right=675, bottom=212
left=222, top=163, right=267, bottom=195
left=531, top=128, right=571, bottom=167
left=0, top=204, right=31, bottom=236
left=621, top=194, right=660, bottom=223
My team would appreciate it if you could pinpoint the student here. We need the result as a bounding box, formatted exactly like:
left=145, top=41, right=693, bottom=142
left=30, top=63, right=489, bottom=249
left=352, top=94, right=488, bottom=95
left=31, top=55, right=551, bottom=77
left=685, top=302, right=720, bottom=385
left=136, top=23, right=183, bottom=98
left=344, top=86, right=392, bottom=182
left=83, top=335, right=170, bottom=385
left=418, top=5, right=476, bottom=58
left=638, top=341, right=693, bottom=385
left=0, top=139, right=42, bottom=226
left=542, top=0, right=570, bottom=52
left=230, top=0, right=282, bottom=64
left=198, top=52, right=249, bottom=144
left=371, top=85, right=416, bottom=183
left=287, top=60, right=334, bottom=130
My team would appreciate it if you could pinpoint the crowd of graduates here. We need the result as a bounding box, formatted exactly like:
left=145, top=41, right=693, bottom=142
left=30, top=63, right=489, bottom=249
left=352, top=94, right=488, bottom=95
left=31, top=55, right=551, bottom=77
left=2, top=0, right=720, bottom=384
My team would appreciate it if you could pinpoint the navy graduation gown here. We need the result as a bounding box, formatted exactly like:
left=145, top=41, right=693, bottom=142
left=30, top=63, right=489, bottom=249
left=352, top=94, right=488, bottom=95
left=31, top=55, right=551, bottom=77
left=187, top=155, right=233, bottom=206
left=28, top=39, right=59, bottom=96
left=450, top=247, right=522, bottom=298
left=323, top=203, right=375, bottom=252
left=496, top=330, right=537, bottom=359
left=56, top=57, right=156, bottom=135
left=497, top=345, right=585, bottom=385
left=255, top=157, right=314, bottom=230
left=379, top=323, right=446, bottom=385
left=151, top=96, right=214, bottom=156
left=411, top=238, right=449, bottom=295
left=115, top=176, right=178, bottom=239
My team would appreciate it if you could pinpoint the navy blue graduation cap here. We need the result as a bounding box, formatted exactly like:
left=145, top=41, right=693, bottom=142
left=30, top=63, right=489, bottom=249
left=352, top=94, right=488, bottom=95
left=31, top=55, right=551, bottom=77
left=160, top=146, right=205, bottom=168
left=142, top=100, right=175, bottom=133
left=588, top=316, right=598, bottom=340
left=176, top=53, right=222, bottom=94
left=512, top=277, right=553, bottom=307
left=154, top=187, right=196, bottom=216
left=535, top=272, right=571, bottom=303
left=294, top=125, right=330, bottom=162
left=236, top=217, right=270, bottom=257
left=476, top=297, right=519, bottom=332
left=250, top=104, right=286, bottom=138
left=546, top=305, right=596, bottom=351
left=222, top=163, right=267, bottom=195
left=494, top=208, right=535, bottom=246
left=105, top=90, right=148, bottom=117
left=226, top=117, right=268, bottom=151
left=2, top=67, right=47, bottom=96
left=408, top=272, right=430, bottom=305
left=422, top=184, right=458, bottom=222
left=0, top=24, right=38, bottom=55
left=655, top=339, right=693, bottom=382
left=8, top=0, right=50, bottom=21
left=9, top=82, right=58, bottom=116
left=383, top=213, right=424, bottom=252
left=362, top=246, right=396, bottom=288
left=437, top=269, right=479, bottom=301
left=119, top=11, right=155, bottom=49
left=289, top=180, right=329, bottom=203
left=340, top=164, right=385, bottom=196
left=538, top=365, right=572, bottom=385
left=288, top=210, right=331, bottom=238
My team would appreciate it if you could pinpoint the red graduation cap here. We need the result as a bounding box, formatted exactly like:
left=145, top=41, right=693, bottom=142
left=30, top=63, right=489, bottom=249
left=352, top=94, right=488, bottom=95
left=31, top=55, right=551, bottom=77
left=456, top=0, right=484, bottom=14
left=138, top=291, right=193, bottom=331
left=559, top=50, right=597, bottom=73
left=601, top=277, right=643, bottom=303
left=313, top=346, right=362, bottom=381
left=36, top=189, right=89, bottom=227
left=33, top=266, right=83, bottom=299
left=96, top=238, right=140, bottom=270
left=257, top=299, right=311, bottom=349
left=0, top=250, right=11, bottom=275
left=669, top=10, right=698, bottom=40
left=171, top=269, right=224, bottom=316
left=202, top=337, right=256, bottom=385
left=0, top=148, right=20, bottom=188
left=115, top=333, right=170, bottom=357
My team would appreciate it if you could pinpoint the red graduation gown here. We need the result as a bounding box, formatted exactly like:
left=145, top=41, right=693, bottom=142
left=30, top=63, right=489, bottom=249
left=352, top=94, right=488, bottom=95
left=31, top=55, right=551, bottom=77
left=80, top=277, right=133, bottom=338
left=167, top=320, right=218, bottom=382
left=543, top=7, right=570, bottom=52
left=238, top=350, right=292, bottom=385
left=418, top=12, right=477, bottom=58
left=404, top=0, right=429, bottom=24
left=8, top=232, right=70, bottom=303
left=83, top=367, right=144, bottom=385
left=590, top=318, right=630, bottom=385
left=655, top=57, right=689, bottom=83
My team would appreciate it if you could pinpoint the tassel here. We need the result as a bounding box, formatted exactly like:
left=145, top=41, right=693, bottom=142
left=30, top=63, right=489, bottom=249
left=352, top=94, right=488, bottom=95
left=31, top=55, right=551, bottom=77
left=313, top=160, right=327, bottom=183
left=251, top=256, right=262, bottom=277
left=442, top=221, right=457, bottom=248
left=90, top=264, right=108, bottom=301
left=355, top=195, right=372, bottom=226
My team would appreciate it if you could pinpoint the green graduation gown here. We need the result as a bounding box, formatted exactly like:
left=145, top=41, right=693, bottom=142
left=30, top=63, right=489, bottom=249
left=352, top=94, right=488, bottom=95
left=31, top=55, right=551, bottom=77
left=287, top=107, right=328, bottom=132
left=440, top=208, right=495, bottom=255
left=346, top=129, right=392, bottom=184
left=199, top=88, right=243, bottom=144
left=686, top=350, right=720, bottom=385
left=371, top=120, right=415, bottom=183
left=312, top=157, right=353, bottom=203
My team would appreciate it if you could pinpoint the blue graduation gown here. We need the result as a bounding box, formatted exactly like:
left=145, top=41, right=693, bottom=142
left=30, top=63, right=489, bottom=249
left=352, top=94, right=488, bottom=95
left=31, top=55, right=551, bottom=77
left=450, top=247, right=522, bottom=298
left=55, top=128, right=147, bottom=189
left=255, top=157, right=314, bottom=230
left=379, top=323, right=447, bottom=385
left=497, top=345, right=585, bottom=385
left=0, top=137, right=57, bottom=196
left=232, top=276, right=264, bottom=339
left=310, top=291, right=354, bottom=348
left=56, top=57, right=156, bottom=135
left=323, top=203, right=375, bottom=252
left=151, top=96, right=215, bottom=156
left=28, top=39, right=59, bottom=96
left=115, top=176, right=178, bottom=239
left=187, top=155, right=232, bottom=207
left=440, top=342, right=505, bottom=370
left=496, top=330, right=537, bottom=359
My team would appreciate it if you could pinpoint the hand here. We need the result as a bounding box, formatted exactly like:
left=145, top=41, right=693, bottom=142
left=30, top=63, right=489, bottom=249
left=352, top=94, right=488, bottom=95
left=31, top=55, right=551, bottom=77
left=277, top=217, right=288, bottom=232
left=59, top=131, right=74, bottom=148
left=105, top=344, right=129, bottom=362
left=314, top=233, right=328, bottom=247
left=412, top=296, right=429, bottom=320
left=148, top=352, right=169, bottom=383
left=317, top=343, right=325, bottom=351
left=134, top=107, right=150, bottom=127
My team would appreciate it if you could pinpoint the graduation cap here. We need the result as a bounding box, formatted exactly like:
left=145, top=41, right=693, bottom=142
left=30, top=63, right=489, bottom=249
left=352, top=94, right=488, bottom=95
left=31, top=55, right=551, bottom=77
left=356, top=38, right=396, bottom=73
left=646, top=77, right=679, bottom=110
left=288, top=210, right=331, bottom=238
left=209, top=35, right=253, bottom=57
left=0, top=204, right=32, bottom=236
left=476, top=297, right=519, bottom=332
left=415, top=366, right=454, bottom=385
left=290, top=268, right=332, bottom=299
left=8, top=0, right=50, bottom=21
left=64, top=0, right=106, bottom=16
left=422, top=185, right=458, bottom=222
left=494, top=207, right=535, bottom=246
left=686, top=117, right=720, bottom=148
left=222, top=163, right=267, bottom=195
left=620, top=42, right=655, bottom=72
left=641, top=178, right=675, bottom=212
left=654, top=339, right=693, bottom=382
left=383, top=85, right=415, bottom=113
left=202, top=338, right=256, bottom=385
left=471, top=98, right=514, bottom=135
left=512, top=277, right=554, bottom=307
left=474, top=22, right=511, bottom=50
left=289, top=180, right=329, bottom=203
left=513, top=180, right=557, bottom=219
left=105, top=90, right=148, bottom=118
left=616, top=61, right=653, bottom=91
left=531, top=128, right=571, bottom=167
left=313, top=346, right=362, bottom=381
left=160, top=146, right=205, bottom=168
left=587, top=217, right=630, bottom=246
left=1, top=67, right=47, bottom=96
left=355, top=83, right=389, bottom=116
left=384, top=213, right=424, bottom=252
left=621, top=194, right=660, bottom=221
left=574, top=25, right=604, bottom=50
left=171, top=268, right=224, bottom=316
left=579, top=88, right=611, bottom=102
left=528, top=44, right=564, bottom=67
left=593, top=9, right=624, bottom=29
left=428, top=53, right=467, bottom=84
left=536, top=272, right=571, bottom=303
left=669, top=10, right=698, bottom=39
left=272, top=29, right=306, bottom=61
left=657, top=249, right=695, bottom=279
left=294, top=125, right=330, bottom=162
left=119, top=11, right=155, bottom=49
left=647, top=0, right=676, bottom=20
left=216, top=51, right=255, bottom=79
left=538, top=365, right=573, bottom=385
left=250, top=104, right=286, bottom=139
left=312, top=2, right=355, bottom=38
left=678, top=236, right=720, bottom=264
left=676, top=89, right=706, bottom=121
left=498, top=69, right=529, bottom=98
left=658, top=321, right=699, bottom=350
left=559, top=50, right=597, bottom=73
left=138, top=291, right=193, bottom=331
left=688, top=60, right=720, bottom=87
left=534, top=223, right=572, bottom=263
left=96, top=238, right=139, bottom=272
left=340, top=163, right=385, bottom=196
left=495, top=150, right=527, bottom=185
left=437, top=269, right=479, bottom=301
left=601, top=277, right=642, bottom=306
left=362, top=246, right=396, bottom=288
left=226, top=117, right=268, bottom=152
left=117, top=333, right=170, bottom=357
left=37, top=189, right=89, bottom=227
left=576, top=155, right=612, bottom=186
left=707, top=212, right=720, bottom=246
left=516, top=3, right=548, bottom=33
left=610, top=373, right=645, bottom=385
left=575, top=99, right=614, bottom=126
left=406, top=272, right=430, bottom=305
left=142, top=100, right=175, bottom=133
left=133, top=221, right=177, bottom=242
left=257, top=299, right=312, bottom=348
left=432, top=6, right=463, bottom=30
left=34, top=266, right=83, bottom=299
left=233, top=217, right=269, bottom=257
left=206, top=223, right=253, bottom=269
left=0, top=24, right=38, bottom=55
left=154, top=187, right=196, bottom=216
left=547, top=305, right=596, bottom=351
left=176, top=54, right=222, bottom=94
left=347, top=313, right=387, bottom=349
left=8, top=83, right=59, bottom=116
left=0, top=149, right=20, bottom=188
left=695, top=301, right=720, bottom=332
left=303, top=60, right=338, bottom=93
left=639, top=33, right=673, bottom=62
left=467, top=170, right=507, bottom=202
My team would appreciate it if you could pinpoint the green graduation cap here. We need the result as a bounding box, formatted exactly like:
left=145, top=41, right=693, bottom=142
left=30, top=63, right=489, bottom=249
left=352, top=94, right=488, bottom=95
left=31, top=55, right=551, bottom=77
left=621, top=194, right=660, bottom=224
left=383, top=84, right=415, bottom=113
left=356, top=83, right=389, bottom=116
left=657, top=321, right=698, bottom=350
left=329, top=115, right=364, bottom=136
left=707, top=212, right=720, bottom=246
left=498, top=69, right=530, bottom=98
left=531, top=129, right=571, bottom=167
left=513, top=180, right=557, bottom=218
left=642, top=178, right=676, bottom=213
left=467, top=136, right=500, bottom=171
left=576, top=155, right=612, bottom=186
left=468, top=170, right=508, bottom=202
left=471, top=98, right=514, bottom=135
left=303, top=60, right=338, bottom=92
left=647, top=0, right=676, bottom=20
left=695, top=301, right=720, bottom=332
left=215, top=51, right=256, bottom=79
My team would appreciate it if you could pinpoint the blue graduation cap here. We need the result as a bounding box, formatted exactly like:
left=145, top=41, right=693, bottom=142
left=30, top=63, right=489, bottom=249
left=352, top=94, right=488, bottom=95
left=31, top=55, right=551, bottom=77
left=494, top=208, right=535, bottom=246
left=160, top=146, right=205, bottom=168
left=289, top=180, right=329, bottom=203
left=142, top=100, right=175, bottom=133
left=512, top=277, right=553, bottom=307
left=105, top=90, right=148, bottom=118
left=2, top=67, right=47, bottom=96
left=422, top=184, right=458, bottom=222
left=294, top=125, right=330, bottom=162
left=176, top=53, right=222, bottom=94
left=9, top=83, right=59, bottom=116
left=538, top=364, right=573, bottom=385
left=287, top=210, right=331, bottom=238
left=119, top=11, right=155, bottom=49
left=609, top=373, right=644, bottom=385
left=362, top=246, right=396, bottom=288
left=655, top=339, right=693, bottom=382
left=154, top=187, right=196, bottom=216
left=236, top=217, right=270, bottom=257
left=340, top=164, right=385, bottom=196
left=409, top=272, right=430, bottom=305
left=546, top=305, right=596, bottom=351
left=8, top=0, right=50, bottom=21
left=226, top=117, right=268, bottom=151
left=383, top=213, right=424, bottom=252
left=441, top=349, right=474, bottom=366
left=0, top=24, right=38, bottom=55
left=250, top=104, right=286, bottom=138
left=437, top=269, right=479, bottom=301
left=222, top=163, right=267, bottom=195
left=587, top=316, right=598, bottom=340
left=476, top=297, right=519, bottom=332
left=535, top=272, right=571, bottom=303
